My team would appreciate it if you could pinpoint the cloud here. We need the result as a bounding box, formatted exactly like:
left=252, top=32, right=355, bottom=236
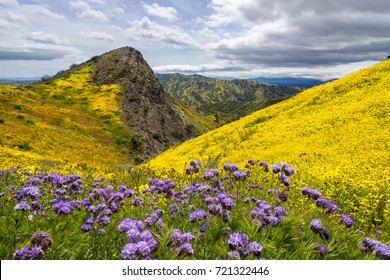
left=89, top=31, right=115, bottom=42
left=27, top=31, right=69, bottom=45
left=142, top=2, right=179, bottom=21
left=153, top=62, right=247, bottom=74
left=70, top=0, right=108, bottom=22
left=0, top=47, right=72, bottom=61
left=205, top=0, right=390, bottom=67
left=37, top=7, right=66, bottom=20
left=0, top=0, right=18, bottom=7
left=127, top=16, right=198, bottom=48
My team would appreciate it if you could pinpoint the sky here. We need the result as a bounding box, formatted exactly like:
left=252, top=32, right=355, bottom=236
left=0, top=0, right=389, bottom=79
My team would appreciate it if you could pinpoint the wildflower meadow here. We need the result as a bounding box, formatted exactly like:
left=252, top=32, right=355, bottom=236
left=1, top=158, right=388, bottom=260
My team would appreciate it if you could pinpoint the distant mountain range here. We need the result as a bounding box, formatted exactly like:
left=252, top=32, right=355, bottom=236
left=156, top=73, right=302, bottom=124
left=0, top=77, right=40, bottom=85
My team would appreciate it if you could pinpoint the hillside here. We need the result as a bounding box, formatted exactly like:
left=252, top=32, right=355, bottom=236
left=0, top=47, right=207, bottom=169
left=157, top=73, right=302, bottom=124
left=148, top=60, right=390, bottom=223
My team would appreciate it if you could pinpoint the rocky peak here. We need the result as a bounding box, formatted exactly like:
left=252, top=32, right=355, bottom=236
left=92, top=46, right=193, bottom=162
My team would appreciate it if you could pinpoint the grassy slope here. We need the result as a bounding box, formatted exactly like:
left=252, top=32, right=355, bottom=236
left=0, top=66, right=132, bottom=171
left=158, top=73, right=301, bottom=124
left=148, top=60, right=390, bottom=225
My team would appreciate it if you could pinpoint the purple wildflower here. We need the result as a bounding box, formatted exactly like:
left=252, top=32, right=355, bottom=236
left=259, top=161, right=269, bottom=172
left=208, top=203, right=223, bottom=215
left=249, top=242, right=263, bottom=257
left=274, top=206, right=288, bottom=219
left=374, top=243, right=390, bottom=260
left=279, top=173, right=291, bottom=187
left=189, top=208, right=209, bottom=222
left=12, top=246, right=32, bottom=260
left=248, top=158, right=256, bottom=166
left=316, top=197, right=339, bottom=214
left=131, top=197, right=142, bottom=206
left=81, top=224, right=93, bottom=232
left=232, top=170, right=248, bottom=181
left=171, top=229, right=194, bottom=247
left=340, top=213, right=354, bottom=228
left=200, top=222, right=209, bottom=232
left=30, top=231, right=53, bottom=249
left=301, top=186, right=322, bottom=200
left=272, top=163, right=281, bottom=174
left=189, top=159, right=201, bottom=171
left=203, top=168, right=220, bottom=179
left=121, top=243, right=138, bottom=260
left=310, top=219, right=323, bottom=233
left=12, top=246, right=44, bottom=260
left=315, top=244, right=328, bottom=256
left=223, top=163, right=239, bottom=172
left=228, top=250, right=241, bottom=259
left=177, top=243, right=194, bottom=256
left=14, top=200, right=31, bottom=211
left=319, top=228, right=331, bottom=240
left=228, top=232, right=263, bottom=259
left=137, top=241, right=152, bottom=257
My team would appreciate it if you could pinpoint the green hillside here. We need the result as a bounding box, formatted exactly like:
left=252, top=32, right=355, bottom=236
left=157, top=73, right=302, bottom=124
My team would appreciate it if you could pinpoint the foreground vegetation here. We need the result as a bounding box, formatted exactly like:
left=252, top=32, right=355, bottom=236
left=0, top=159, right=388, bottom=260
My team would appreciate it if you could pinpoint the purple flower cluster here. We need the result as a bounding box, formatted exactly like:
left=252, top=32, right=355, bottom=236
left=81, top=184, right=136, bottom=232
left=44, top=173, right=85, bottom=215
left=251, top=197, right=287, bottom=229
left=227, top=232, right=263, bottom=259
left=189, top=208, right=209, bottom=222
left=12, top=246, right=44, bottom=260
left=301, top=186, right=322, bottom=200
left=203, top=169, right=220, bottom=180
left=30, top=231, right=53, bottom=249
left=183, top=181, right=211, bottom=194
left=204, top=192, right=236, bottom=222
left=171, top=229, right=194, bottom=256
left=361, top=237, right=390, bottom=260
left=316, top=197, right=339, bottom=214
left=315, top=244, right=328, bottom=257
left=223, top=163, right=239, bottom=172
left=118, top=218, right=159, bottom=260
left=145, top=209, right=163, bottom=227
left=247, top=158, right=256, bottom=166
left=259, top=160, right=269, bottom=172
left=12, top=175, right=45, bottom=217
left=186, top=159, right=201, bottom=174
left=340, top=213, right=354, bottom=228
left=232, top=170, right=248, bottom=181
left=272, top=162, right=295, bottom=187
left=148, top=178, right=176, bottom=197
left=310, top=219, right=331, bottom=240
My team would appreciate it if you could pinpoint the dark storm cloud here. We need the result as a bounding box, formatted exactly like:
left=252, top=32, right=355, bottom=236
left=209, top=0, right=390, bottom=67
left=0, top=48, right=70, bottom=60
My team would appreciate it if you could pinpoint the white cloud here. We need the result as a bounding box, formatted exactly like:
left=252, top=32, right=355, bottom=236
left=70, top=0, right=108, bottom=22
left=142, top=2, right=179, bottom=21
left=37, top=7, right=66, bottom=20
left=0, top=0, right=18, bottom=7
left=127, top=16, right=198, bottom=48
left=89, top=31, right=115, bottom=42
left=27, top=31, right=69, bottom=45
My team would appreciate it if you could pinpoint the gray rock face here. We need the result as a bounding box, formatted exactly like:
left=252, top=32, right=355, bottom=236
left=93, top=46, right=191, bottom=162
